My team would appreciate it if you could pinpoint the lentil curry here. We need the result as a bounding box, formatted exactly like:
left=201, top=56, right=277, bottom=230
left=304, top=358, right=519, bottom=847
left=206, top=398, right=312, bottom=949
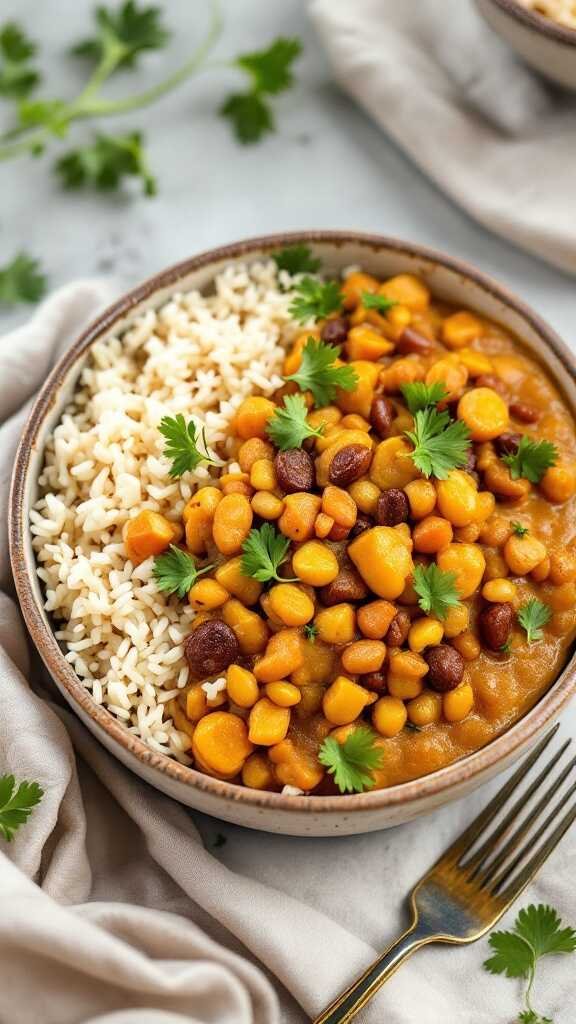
left=119, top=260, right=576, bottom=794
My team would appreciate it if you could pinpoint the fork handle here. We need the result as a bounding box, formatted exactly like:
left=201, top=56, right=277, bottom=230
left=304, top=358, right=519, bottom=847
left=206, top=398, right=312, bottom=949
left=311, top=922, right=433, bottom=1024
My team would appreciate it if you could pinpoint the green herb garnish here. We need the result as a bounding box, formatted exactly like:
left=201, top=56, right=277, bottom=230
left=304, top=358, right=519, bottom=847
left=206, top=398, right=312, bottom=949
left=0, top=22, right=39, bottom=98
left=484, top=904, right=576, bottom=1024
left=517, top=599, right=551, bottom=644
left=266, top=393, right=324, bottom=451
left=405, top=407, right=471, bottom=479
left=153, top=545, right=213, bottom=598
left=159, top=415, right=218, bottom=478
left=272, top=244, right=320, bottom=276
left=221, top=37, right=301, bottom=143
left=304, top=622, right=318, bottom=643
left=241, top=523, right=296, bottom=584
left=400, top=380, right=448, bottom=415
left=413, top=563, right=461, bottom=620
left=0, top=252, right=46, bottom=306
left=288, top=278, right=344, bottom=324
left=0, top=774, right=44, bottom=842
left=511, top=521, right=529, bottom=537
left=56, top=131, right=157, bottom=196
left=318, top=727, right=384, bottom=794
left=285, top=338, right=358, bottom=408
left=502, top=436, right=558, bottom=483
left=361, top=291, right=398, bottom=314
left=71, top=1, right=169, bottom=68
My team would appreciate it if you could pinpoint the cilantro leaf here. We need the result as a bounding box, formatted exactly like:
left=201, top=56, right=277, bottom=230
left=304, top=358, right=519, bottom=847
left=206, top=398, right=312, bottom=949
left=266, top=393, right=324, bottom=451
left=55, top=132, right=157, bottom=195
left=511, top=520, right=529, bottom=537
left=236, top=37, right=301, bottom=95
left=0, top=22, right=39, bottom=98
left=361, top=291, right=398, bottom=313
left=515, top=904, right=576, bottom=959
left=159, top=415, right=218, bottom=478
left=502, top=436, right=558, bottom=484
left=401, top=381, right=448, bottom=415
left=241, top=523, right=295, bottom=583
left=517, top=599, right=551, bottom=643
left=153, top=545, right=212, bottom=599
left=219, top=91, right=273, bottom=144
left=304, top=622, right=318, bottom=643
left=0, top=774, right=44, bottom=842
left=318, top=727, right=384, bottom=794
left=0, top=252, right=46, bottom=306
left=484, top=930, right=535, bottom=979
left=288, top=277, right=344, bottom=323
left=405, top=407, right=471, bottom=479
left=272, top=244, right=320, bottom=276
left=71, top=1, right=170, bottom=69
left=285, top=338, right=358, bottom=408
left=413, top=563, right=461, bottom=620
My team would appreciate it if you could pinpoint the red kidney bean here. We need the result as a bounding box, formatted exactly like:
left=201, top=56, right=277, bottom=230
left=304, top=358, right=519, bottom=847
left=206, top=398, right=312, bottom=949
left=350, top=514, right=373, bottom=538
left=321, top=317, right=349, bottom=347
left=425, top=645, right=465, bottom=692
left=510, top=401, right=540, bottom=424
left=385, top=609, right=411, bottom=647
left=275, top=449, right=315, bottom=493
left=494, top=432, right=522, bottom=458
left=376, top=488, right=409, bottom=526
left=185, top=621, right=239, bottom=680
left=360, top=671, right=387, bottom=692
left=370, top=396, right=395, bottom=439
left=475, top=373, right=507, bottom=397
left=478, top=602, right=515, bottom=651
left=396, top=328, right=435, bottom=356
left=328, top=522, right=351, bottom=541
left=328, top=444, right=373, bottom=487
left=320, top=567, right=368, bottom=605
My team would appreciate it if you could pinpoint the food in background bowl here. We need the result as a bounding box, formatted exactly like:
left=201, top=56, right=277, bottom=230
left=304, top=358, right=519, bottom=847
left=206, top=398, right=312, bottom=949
left=517, top=0, right=576, bottom=28
left=30, top=247, right=576, bottom=798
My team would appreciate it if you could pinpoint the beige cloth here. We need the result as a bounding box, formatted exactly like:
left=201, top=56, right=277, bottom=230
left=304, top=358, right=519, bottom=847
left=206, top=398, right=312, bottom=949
left=310, top=0, right=576, bottom=276
left=1, top=284, right=576, bottom=1024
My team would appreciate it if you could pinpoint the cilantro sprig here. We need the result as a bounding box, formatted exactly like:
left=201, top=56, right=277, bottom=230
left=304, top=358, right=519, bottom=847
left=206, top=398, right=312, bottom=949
left=288, top=278, right=344, bottom=324
left=221, top=37, right=301, bottom=143
left=0, top=252, right=47, bottom=306
left=304, top=622, right=318, bottom=643
left=159, top=415, right=218, bottom=478
left=405, top=407, right=471, bottom=479
left=517, top=599, right=551, bottom=643
left=241, top=523, right=296, bottom=584
left=153, top=545, right=213, bottom=598
left=0, top=22, right=39, bottom=98
left=502, top=436, right=558, bottom=484
left=272, top=244, right=320, bottom=276
left=511, top=521, right=529, bottom=537
left=413, top=563, right=461, bottom=620
left=361, top=291, right=398, bottom=314
left=285, top=338, right=358, bottom=408
left=71, top=1, right=170, bottom=69
left=318, top=727, right=384, bottom=794
left=0, top=774, right=44, bottom=842
left=401, top=381, right=448, bottom=415
left=266, top=393, right=324, bottom=451
left=484, top=904, right=576, bottom=1024
left=56, top=131, right=157, bottom=196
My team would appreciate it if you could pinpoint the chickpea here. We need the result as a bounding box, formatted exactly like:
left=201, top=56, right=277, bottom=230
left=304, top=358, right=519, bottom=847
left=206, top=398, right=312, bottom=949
left=226, top=664, right=260, bottom=708
left=504, top=534, right=547, bottom=576
left=314, top=604, right=356, bottom=645
left=472, top=491, right=496, bottom=525
left=348, top=478, right=381, bottom=516
left=531, top=556, right=551, bottom=583
left=308, top=405, right=342, bottom=433
left=408, top=617, right=444, bottom=653
left=458, top=348, right=493, bottom=377
left=454, top=523, right=481, bottom=543
left=413, top=515, right=453, bottom=554
left=372, top=696, right=407, bottom=737
left=457, top=388, right=509, bottom=442
left=249, top=698, right=291, bottom=745
left=443, top=682, right=474, bottom=722
left=357, top=600, right=397, bottom=639
left=540, top=464, right=576, bottom=503
left=341, top=640, right=387, bottom=675
left=212, top=493, right=253, bottom=556
left=479, top=516, right=512, bottom=547
left=380, top=274, right=430, bottom=311
left=337, top=361, right=381, bottom=418
left=451, top=632, right=481, bottom=661
left=235, top=396, right=276, bottom=440
left=250, top=458, right=277, bottom=491
left=549, top=550, right=576, bottom=586
left=404, top=479, right=436, bottom=519
left=323, top=676, right=373, bottom=725
left=482, top=578, right=517, bottom=604
left=265, top=681, right=302, bottom=707
left=269, top=738, right=325, bottom=790
left=242, top=753, right=275, bottom=790
left=222, top=599, right=269, bottom=655
left=238, top=437, right=274, bottom=472
left=437, top=543, right=486, bottom=598
left=346, top=325, right=394, bottom=361
left=407, top=691, right=442, bottom=726
left=251, top=491, right=284, bottom=520
left=436, top=470, right=478, bottom=528
left=339, top=414, right=371, bottom=432
left=292, top=540, right=339, bottom=586
left=425, top=358, right=468, bottom=400
left=192, top=712, right=253, bottom=777
left=348, top=525, right=414, bottom=600
left=370, top=437, right=419, bottom=490
left=388, top=649, right=429, bottom=679
left=278, top=492, right=322, bottom=542
left=184, top=486, right=222, bottom=521
left=188, top=578, right=229, bottom=611
left=442, top=603, right=470, bottom=638
left=269, top=584, right=315, bottom=628
left=322, top=485, right=358, bottom=528
left=254, top=629, right=304, bottom=683
left=186, top=684, right=208, bottom=722
left=215, top=557, right=262, bottom=605
left=314, top=512, right=335, bottom=539
left=380, top=356, right=425, bottom=393
left=441, top=311, right=483, bottom=349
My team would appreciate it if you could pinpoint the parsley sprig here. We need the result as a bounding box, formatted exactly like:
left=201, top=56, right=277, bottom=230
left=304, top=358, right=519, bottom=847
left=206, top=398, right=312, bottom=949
left=221, top=37, right=301, bottom=143
left=266, top=393, right=324, bottom=451
left=71, top=1, right=170, bottom=68
left=401, top=381, right=448, bottom=415
left=241, top=523, right=296, bottom=583
left=285, top=338, right=358, bottom=408
left=413, top=564, right=461, bottom=620
left=304, top=622, right=318, bottom=643
left=518, top=599, right=551, bottom=643
left=361, top=291, right=398, bottom=314
left=318, top=727, right=384, bottom=794
left=405, top=407, right=471, bottom=479
left=159, top=415, right=218, bottom=478
left=0, top=252, right=47, bottom=306
left=502, top=436, right=558, bottom=483
left=484, top=904, right=576, bottom=1024
left=0, top=22, right=39, bottom=98
left=0, top=774, right=44, bottom=842
left=153, top=545, right=213, bottom=598
left=288, top=278, right=344, bottom=323
left=511, top=521, right=529, bottom=537
left=272, top=244, right=320, bottom=276
left=56, top=131, right=157, bottom=196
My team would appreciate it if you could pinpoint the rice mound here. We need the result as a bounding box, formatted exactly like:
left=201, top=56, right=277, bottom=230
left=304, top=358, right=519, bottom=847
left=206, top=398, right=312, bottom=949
left=31, top=260, right=300, bottom=762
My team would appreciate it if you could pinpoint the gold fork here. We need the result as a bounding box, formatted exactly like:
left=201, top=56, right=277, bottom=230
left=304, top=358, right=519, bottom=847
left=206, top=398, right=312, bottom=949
left=313, top=727, right=576, bottom=1024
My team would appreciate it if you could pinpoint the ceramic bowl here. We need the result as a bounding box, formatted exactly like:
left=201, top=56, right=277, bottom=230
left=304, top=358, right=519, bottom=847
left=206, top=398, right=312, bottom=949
left=476, top=0, right=576, bottom=89
left=9, top=231, right=576, bottom=836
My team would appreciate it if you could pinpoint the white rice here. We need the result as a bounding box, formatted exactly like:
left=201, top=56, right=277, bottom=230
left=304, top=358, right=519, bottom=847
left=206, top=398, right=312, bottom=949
left=31, top=259, right=302, bottom=763
left=517, top=0, right=576, bottom=27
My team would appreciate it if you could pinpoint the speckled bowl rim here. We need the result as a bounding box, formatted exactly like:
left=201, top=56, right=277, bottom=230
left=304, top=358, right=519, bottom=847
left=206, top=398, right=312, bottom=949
left=486, top=0, right=576, bottom=44
left=9, top=230, right=576, bottom=815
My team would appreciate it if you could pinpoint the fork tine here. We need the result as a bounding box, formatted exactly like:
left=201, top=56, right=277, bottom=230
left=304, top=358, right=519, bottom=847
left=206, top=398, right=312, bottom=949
left=493, top=799, right=576, bottom=901
left=442, top=727, right=559, bottom=863
left=466, top=745, right=575, bottom=880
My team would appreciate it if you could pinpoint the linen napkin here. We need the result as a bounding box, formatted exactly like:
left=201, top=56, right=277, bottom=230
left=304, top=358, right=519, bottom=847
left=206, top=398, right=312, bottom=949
left=310, top=0, right=576, bottom=276
left=1, top=284, right=576, bottom=1024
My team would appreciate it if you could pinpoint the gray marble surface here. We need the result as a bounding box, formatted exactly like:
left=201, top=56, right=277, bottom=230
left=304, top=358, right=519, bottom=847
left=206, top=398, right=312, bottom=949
left=3, top=2, right=576, bottom=1019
